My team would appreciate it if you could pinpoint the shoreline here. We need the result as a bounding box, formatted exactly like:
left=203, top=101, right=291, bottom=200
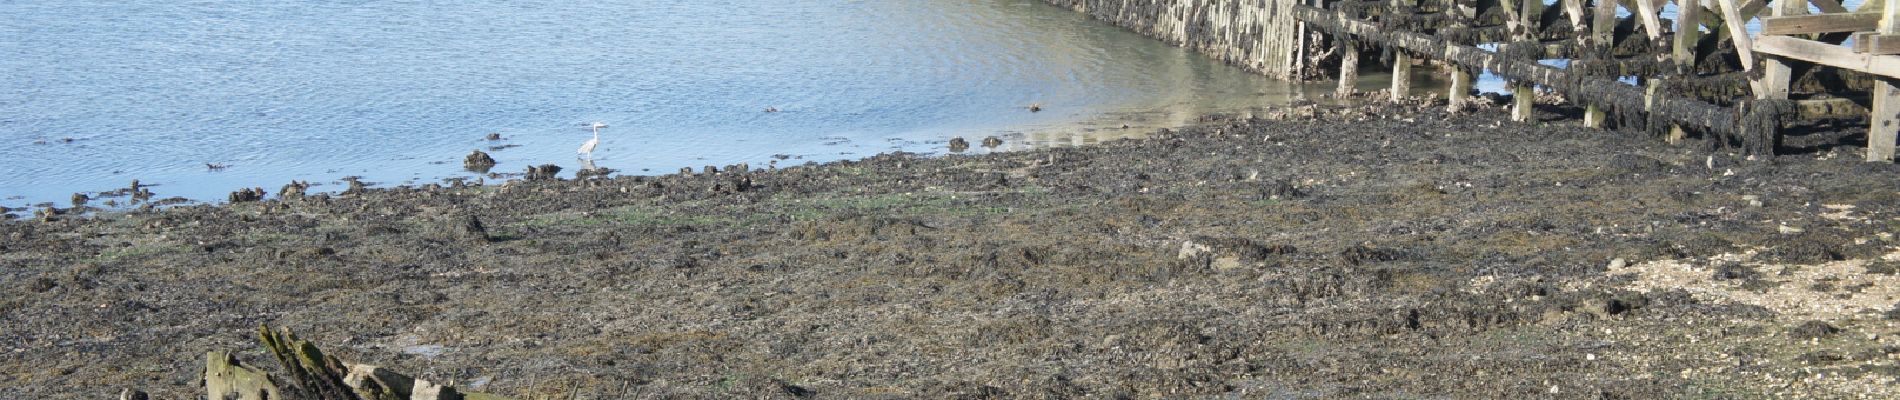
left=6, top=100, right=1900, bottom=398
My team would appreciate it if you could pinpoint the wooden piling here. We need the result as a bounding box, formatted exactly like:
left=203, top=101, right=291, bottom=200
left=1338, top=40, right=1359, bottom=96
left=1505, top=0, right=1542, bottom=122
left=1390, top=0, right=1416, bottom=102
left=1449, top=64, right=1473, bottom=112
left=1873, top=1, right=1899, bottom=162
left=1667, top=0, right=1704, bottom=143
left=1584, top=0, right=1619, bottom=128
left=1757, top=0, right=1804, bottom=100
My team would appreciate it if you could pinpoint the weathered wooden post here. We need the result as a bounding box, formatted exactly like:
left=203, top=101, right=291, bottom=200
left=1666, top=0, right=1704, bottom=143
left=1716, top=0, right=1763, bottom=95
left=1874, top=0, right=1899, bottom=161
left=1633, top=0, right=1669, bottom=138
left=1504, top=0, right=1543, bottom=121
left=1446, top=0, right=1477, bottom=112
left=1390, top=0, right=1416, bottom=102
left=1757, top=0, right=1804, bottom=100
left=1584, top=0, right=1619, bottom=128
left=1338, top=39, right=1360, bottom=96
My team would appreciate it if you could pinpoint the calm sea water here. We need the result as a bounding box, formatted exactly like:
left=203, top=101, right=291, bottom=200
left=1, top=0, right=1384, bottom=209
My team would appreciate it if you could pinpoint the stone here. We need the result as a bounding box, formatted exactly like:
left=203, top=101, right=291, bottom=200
left=524, top=164, right=562, bottom=181
left=463, top=150, right=497, bottom=172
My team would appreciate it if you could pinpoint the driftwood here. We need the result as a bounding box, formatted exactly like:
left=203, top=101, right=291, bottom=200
left=198, top=325, right=510, bottom=400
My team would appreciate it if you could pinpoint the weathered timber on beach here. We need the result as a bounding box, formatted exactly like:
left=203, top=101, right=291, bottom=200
left=1042, top=0, right=1300, bottom=78
left=199, top=326, right=509, bottom=400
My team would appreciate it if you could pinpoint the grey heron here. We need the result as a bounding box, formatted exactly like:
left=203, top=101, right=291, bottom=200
left=578, top=122, right=606, bottom=159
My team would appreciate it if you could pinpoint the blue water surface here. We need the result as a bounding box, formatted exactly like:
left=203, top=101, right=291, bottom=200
left=1, top=0, right=1340, bottom=208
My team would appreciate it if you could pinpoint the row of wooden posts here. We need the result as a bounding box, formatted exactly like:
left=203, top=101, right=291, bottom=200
left=1295, top=0, right=1899, bottom=161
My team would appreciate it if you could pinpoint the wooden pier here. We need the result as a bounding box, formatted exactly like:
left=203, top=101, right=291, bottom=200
left=1291, top=0, right=1900, bottom=160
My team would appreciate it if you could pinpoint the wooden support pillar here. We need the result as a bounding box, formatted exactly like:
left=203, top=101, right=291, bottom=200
left=1666, top=0, right=1705, bottom=143
left=1875, top=81, right=1899, bottom=162
left=1675, top=0, right=1704, bottom=67
left=1392, top=55, right=1413, bottom=101
left=1717, top=0, right=1767, bottom=95
left=1565, top=0, right=1587, bottom=30
left=1585, top=0, right=1618, bottom=128
left=1390, top=0, right=1416, bottom=102
left=1338, top=40, right=1360, bottom=97
left=1872, top=0, right=1899, bottom=162
left=1449, top=64, right=1473, bottom=112
left=1504, top=0, right=1540, bottom=121
left=1757, top=0, right=1805, bottom=100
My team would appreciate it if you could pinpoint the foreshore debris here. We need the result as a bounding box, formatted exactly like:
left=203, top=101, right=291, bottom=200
left=199, top=325, right=509, bottom=400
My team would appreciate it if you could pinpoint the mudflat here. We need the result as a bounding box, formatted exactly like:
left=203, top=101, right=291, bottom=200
left=5, top=101, right=1900, bottom=399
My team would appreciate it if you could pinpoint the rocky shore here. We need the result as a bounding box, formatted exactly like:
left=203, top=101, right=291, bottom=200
left=4, top=99, right=1900, bottom=399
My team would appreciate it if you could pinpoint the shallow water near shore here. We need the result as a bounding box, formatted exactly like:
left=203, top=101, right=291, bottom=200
left=0, top=0, right=1428, bottom=209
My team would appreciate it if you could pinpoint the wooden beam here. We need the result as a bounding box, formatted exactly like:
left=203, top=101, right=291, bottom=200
left=1718, top=0, right=1760, bottom=69
left=1760, top=13, right=1881, bottom=35
left=1795, top=97, right=1870, bottom=118
left=1753, top=35, right=1900, bottom=77
left=1676, top=0, right=1706, bottom=68
left=1633, top=0, right=1666, bottom=39
left=1852, top=33, right=1900, bottom=54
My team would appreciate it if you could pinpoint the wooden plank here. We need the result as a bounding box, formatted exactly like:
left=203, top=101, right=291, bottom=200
left=1795, top=97, right=1870, bottom=118
left=1565, top=0, right=1587, bottom=29
left=1753, top=35, right=1900, bottom=77
left=1760, top=13, right=1881, bottom=35
left=1853, top=33, right=1900, bottom=54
